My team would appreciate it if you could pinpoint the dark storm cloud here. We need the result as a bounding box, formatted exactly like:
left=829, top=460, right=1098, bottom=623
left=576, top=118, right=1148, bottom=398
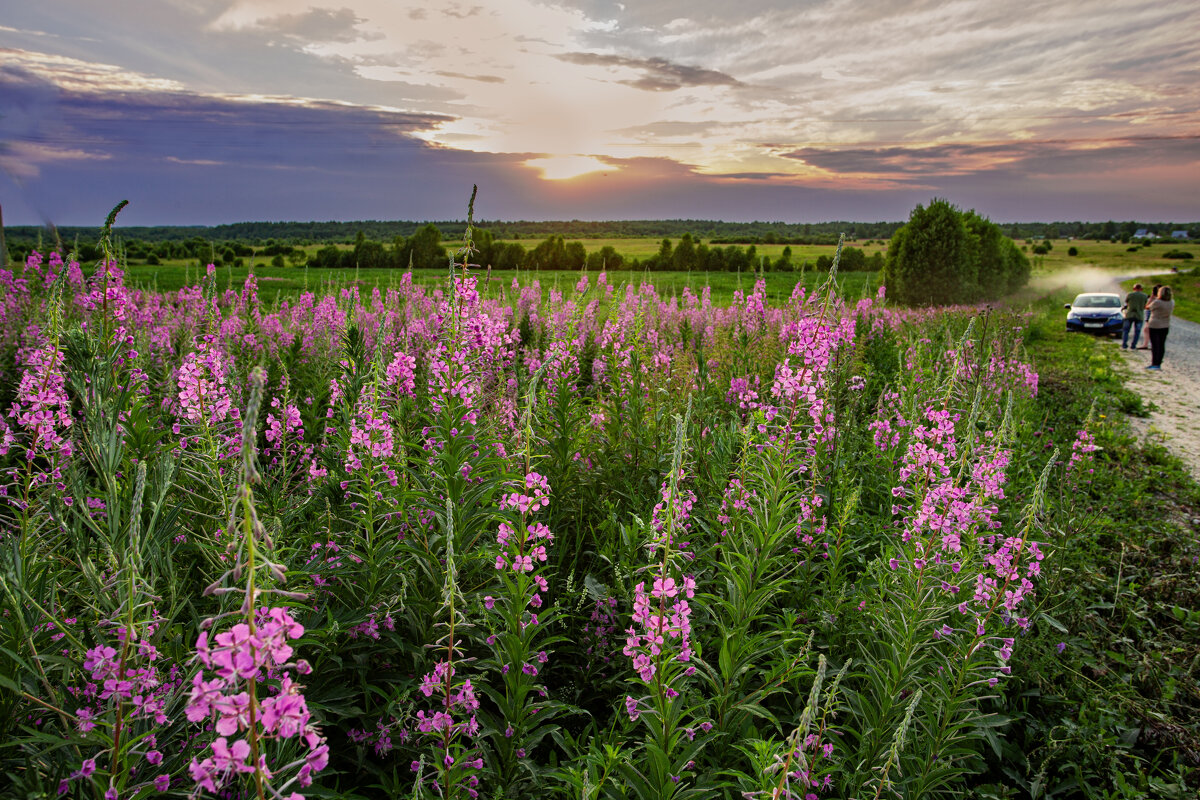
left=0, top=65, right=60, bottom=142
left=0, top=67, right=504, bottom=224
left=556, top=52, right=740, bottom=91
left=257, top=7, right=377, bottom=44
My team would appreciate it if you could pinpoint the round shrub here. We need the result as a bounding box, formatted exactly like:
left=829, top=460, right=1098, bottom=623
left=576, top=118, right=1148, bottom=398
left=883, top=200, right=1029, bottom=306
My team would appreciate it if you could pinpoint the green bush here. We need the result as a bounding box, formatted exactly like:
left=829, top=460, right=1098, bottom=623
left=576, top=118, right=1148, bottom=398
left=882, top=200, right=1030, bottom=306
left=1068, top=246, right=1079, bottom=256
left=1162, top=249, right=1193, bottom=259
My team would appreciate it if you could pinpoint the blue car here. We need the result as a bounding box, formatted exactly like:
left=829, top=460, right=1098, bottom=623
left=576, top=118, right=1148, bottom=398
left=1065, top=292, right=1123, bottom=335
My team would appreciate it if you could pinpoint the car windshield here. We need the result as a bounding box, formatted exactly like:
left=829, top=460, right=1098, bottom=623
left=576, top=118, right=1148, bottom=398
left=1073, top=295, right=1120, bottom=308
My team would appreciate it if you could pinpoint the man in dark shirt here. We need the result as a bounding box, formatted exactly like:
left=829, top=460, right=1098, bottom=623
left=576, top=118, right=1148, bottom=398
left=1121, top=283, right=1148, bottom=349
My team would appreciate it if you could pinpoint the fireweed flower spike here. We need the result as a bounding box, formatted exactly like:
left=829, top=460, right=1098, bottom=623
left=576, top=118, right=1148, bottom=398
left=413, top=504, right=486, bottom=800
left=481, top=359, right=565, bottom=787
left=622, top=410, right=704, bottom=795
left=186, top=368, right=325, bottom=799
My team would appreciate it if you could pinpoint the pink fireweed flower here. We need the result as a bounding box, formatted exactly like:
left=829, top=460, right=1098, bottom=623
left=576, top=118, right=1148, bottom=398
left=385, top=352, right=418, bottom=398
left=187, top=607, right=323, bottom=795
left=177, top=344, right=233, bottom=425
left=1067, top=426, right=1099, bottom=472
left=9, top=343, right=74, bottom=460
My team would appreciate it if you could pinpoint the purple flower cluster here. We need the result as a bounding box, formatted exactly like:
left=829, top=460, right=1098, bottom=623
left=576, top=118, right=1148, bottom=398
left=581, top=596, right=621, bottom=677
left=187, top=607, right=327, bottom=796
left=412, top=658, right=485, bottom=798
left=624, top=572, right=698, bottom=687
left=6, top=343, right=74, bottom=462
left=177, top=342, right=234, bottom=426
left=494, top=472, right=553, bottom=575
left=1066, top=425, right=1099, bottom=473
left=62, top=616, right=181, bottom=799
left=717, top=477, right=756, bottom=538
left=650, top=471, right=697, bottom=548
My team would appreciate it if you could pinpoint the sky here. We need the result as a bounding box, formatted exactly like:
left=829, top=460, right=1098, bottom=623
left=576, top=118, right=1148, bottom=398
left=1, top=0, right=1198, bottom=226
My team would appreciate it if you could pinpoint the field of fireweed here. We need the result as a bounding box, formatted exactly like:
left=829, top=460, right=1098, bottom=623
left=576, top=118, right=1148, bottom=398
left=0, top=224, right=1102, bottom=800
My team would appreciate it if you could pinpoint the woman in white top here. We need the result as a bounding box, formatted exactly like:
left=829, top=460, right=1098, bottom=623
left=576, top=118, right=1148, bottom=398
left=1144, top=286, right=1174, bottom=370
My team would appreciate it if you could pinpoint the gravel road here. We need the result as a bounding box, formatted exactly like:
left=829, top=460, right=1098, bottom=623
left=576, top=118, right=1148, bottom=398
left=1103, top=272, right=1200, bottom=480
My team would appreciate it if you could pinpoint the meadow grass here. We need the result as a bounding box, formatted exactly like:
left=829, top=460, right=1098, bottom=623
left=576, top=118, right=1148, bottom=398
left=122, top=261, right=881, bottom=306
left=1032, top=238, right=1193, bottom=275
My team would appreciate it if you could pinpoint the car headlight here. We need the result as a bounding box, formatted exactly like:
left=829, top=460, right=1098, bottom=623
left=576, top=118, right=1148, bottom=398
left=1067, top=312, right=1079, bottom=320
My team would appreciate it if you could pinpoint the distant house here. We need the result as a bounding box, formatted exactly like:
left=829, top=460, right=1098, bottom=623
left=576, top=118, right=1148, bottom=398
left=1172, top=230, right=1190, bottom=239
left=1133, top=228, right=1155, bottom=239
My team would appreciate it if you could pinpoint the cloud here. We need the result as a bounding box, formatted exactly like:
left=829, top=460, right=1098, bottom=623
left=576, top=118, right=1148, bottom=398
left=612, top=120, right=724, bottom=137
left=256, top=6, right=379, bottom=43
left=557, top=51, right=740, bottom=91
left=4, top=2, right=1200, bottom=223
left=440, top=4, right=484, bottom=19
left=435, top=71, right=505, bottom=84
left=711, top=171, right=793, bottom=181
left=0, top=62, right=453, bottom=185
left=781, top=135, right=1200, bottom=179
left=0, top=47, right=185, bottom=94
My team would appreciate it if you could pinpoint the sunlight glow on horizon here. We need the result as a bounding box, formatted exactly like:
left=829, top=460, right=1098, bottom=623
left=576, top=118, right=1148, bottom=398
left=526, top=155, right=614, bottom=180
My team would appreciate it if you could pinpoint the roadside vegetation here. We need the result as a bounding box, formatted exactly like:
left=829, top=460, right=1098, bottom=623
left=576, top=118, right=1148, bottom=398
left=983, top=299, right=1200, bottom=798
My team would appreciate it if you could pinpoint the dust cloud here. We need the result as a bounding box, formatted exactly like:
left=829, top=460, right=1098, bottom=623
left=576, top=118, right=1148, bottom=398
left=1030, top=265, right=1175, bottom=296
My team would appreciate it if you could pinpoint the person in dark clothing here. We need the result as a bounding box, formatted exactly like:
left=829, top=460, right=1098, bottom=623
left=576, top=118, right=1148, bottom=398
left=1137, top=284, right=1162, bottom=349
left=1121, top=283, right=1148, bottom=349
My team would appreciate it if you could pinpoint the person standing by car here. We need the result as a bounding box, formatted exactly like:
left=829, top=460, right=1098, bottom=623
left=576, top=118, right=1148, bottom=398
left=1138, top=285, right=1162, bottom=349
left=1144, top=286, right=1174, bottom=370
left=1121, top=283, right=1148, bottom=349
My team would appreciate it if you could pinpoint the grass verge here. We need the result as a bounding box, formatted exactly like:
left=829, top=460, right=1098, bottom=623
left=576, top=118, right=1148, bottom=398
left=979, top=294, right=1200, bottom=798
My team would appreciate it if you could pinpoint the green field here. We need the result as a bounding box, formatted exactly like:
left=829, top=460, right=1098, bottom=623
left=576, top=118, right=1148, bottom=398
left=113, top=236, right=1193, bottom=311
left=120, top=235, right=891, bottom=304
left=122, top=261, right=880, bottom=306
left=1031, top=237, right=1194, bottom=273
left=490, top=237, right=888, bottom=264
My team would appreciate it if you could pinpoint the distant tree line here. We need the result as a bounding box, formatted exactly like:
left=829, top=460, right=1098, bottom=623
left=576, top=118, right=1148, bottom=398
left=2, top=225, right=886, bottom=274
left=3, top=219, right=902, bottom=246
left=300, top=230, right=884, bottom=273
left=6, top=218, right=1196, bottom=255
left=6, top=214, right=1194, bottom=277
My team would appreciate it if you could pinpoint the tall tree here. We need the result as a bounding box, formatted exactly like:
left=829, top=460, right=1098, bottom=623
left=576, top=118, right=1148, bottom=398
left=672, top=233, right=696, bottom=271
left=407, top=223, right=447, bottom=269
left=883, top=199, right=979, bottom=306
left=964, top=211, right=1007, bottom=300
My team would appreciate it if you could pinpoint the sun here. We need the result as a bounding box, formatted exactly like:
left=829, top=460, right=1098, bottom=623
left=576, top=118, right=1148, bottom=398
left=526, top=155, right=612, bottom=180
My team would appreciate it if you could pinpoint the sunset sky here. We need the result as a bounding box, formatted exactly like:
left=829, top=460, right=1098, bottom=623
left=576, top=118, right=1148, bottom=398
left=2, top=0, right=1198, bottom=225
